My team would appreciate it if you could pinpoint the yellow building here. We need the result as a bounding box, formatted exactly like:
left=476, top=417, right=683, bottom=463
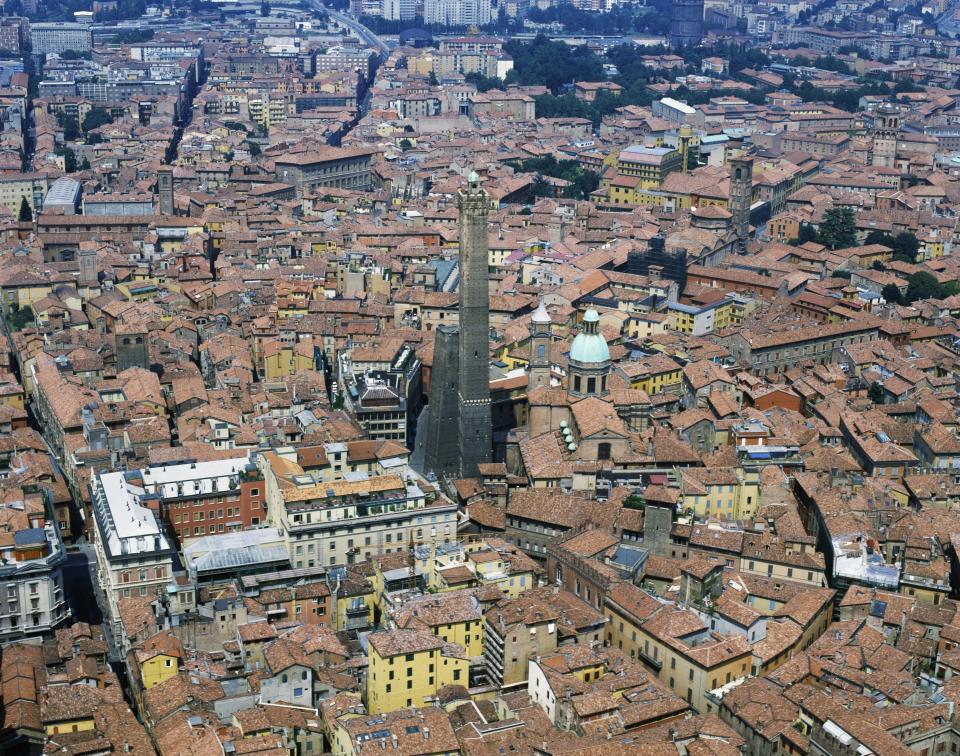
left=394, top=593, right=483, bottom=658
left=619, top=354, right=683, bottom=395
left=638, top=607, right=751, bottom=713
left=44, top=713, right=95, bottom=737
left=138, top=650, right=180, bottom=690
left=366, top=629, right=470, bottom=714
left=616, top=145, right=682, bottom=190
left=132, top=632, right=183, bottom=691
left=334, top=578, right=376, bottom=633
left=1, top=276, right=53, bottom=314
left=262, top=338, right=316, bottom=380
left=679, top=467, right=760, bottom=519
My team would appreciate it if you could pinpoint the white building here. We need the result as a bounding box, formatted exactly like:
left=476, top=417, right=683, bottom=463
left=259, top=450, right=458, bottom=569
left=423, top=0, right=493, bottom=27
left=30, top=22, right=93, bottom=55
left=0, top=498, right=69, bottom=643
left=383, top=0, right=416, bottom=20
left=91, top=470, right=175, bottom=642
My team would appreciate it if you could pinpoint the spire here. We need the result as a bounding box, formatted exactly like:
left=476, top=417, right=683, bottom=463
left=531, top=296, right=551, bottom=325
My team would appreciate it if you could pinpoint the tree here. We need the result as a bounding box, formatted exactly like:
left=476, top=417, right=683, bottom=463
left=797, top=223, right=819, bottom=244
left=56, top=146, right=77, bottom=173
left=891, top=231, right=920, bottom=263
left=881, top=283, right=902, bottom=305
left=17, top=197, right=31, bottom=222
left=82, top=107, right=113, bottom=133
left=56, top=113, right=82, bottom=142
left=246, top=140, right=261, bottom=157
left=260, top=0, right=271, bottom=14
left=905, top=271, right=944, bottom=303
left=868, top=381, right=885, bottom=404
left=428, top=70, right=438, bottom=86
left=817, top=207, right=857, bottom=250
left=398, top=138, right=412, bottom=151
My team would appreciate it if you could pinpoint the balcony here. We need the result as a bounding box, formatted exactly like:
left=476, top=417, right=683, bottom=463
left=639, top=648, right=662, bottom=671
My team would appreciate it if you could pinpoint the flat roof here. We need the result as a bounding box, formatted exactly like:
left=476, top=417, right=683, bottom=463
left=97, top=470, right=169, bottom=557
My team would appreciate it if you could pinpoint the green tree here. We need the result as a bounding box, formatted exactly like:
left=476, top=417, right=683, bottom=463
left=792, top=223, right=818, bottom=245
left=503, top=35, right=604, bottom=93
left=428, top=70, right=438, bottom=86
left=260, top=0, right=271, bottom=13
left=891, top=231, right=920, bottom=263
left=881, top=283, right=902, bottom=304
left=864, top=229, right=894, bottom=247
left=5, top=304, right=33, bottom=331
left=246, top=140, right=261, bottom=157
left=17, top=197, right=31, bottom=222
left=817, top=207, right=857, bottom=250
left=56, top=113, right=82, bottom=142
left=56, top=146, right=77, bottom=173
left=399, top=138, right=412, bottom=151
left=868, top=381, right=885, bottom=404
left=905, top=271, right=945, bottom=303
left=82, top=107, right=113, bottom=133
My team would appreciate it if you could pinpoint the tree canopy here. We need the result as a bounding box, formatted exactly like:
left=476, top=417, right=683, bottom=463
left=817, top=207, right=857, bottom=250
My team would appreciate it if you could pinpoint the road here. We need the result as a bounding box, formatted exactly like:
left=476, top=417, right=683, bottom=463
left=316, top=3, right=390, bottom=55
left=62, top=544, right=105, bottom=627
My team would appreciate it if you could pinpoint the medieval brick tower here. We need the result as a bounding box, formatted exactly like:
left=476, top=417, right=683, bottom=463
left=729, top=154, right=753, bottom=254
left=422, top=325, right=461, bottom=478
left=456, top=171, right=493, bottom=477
left=158, top=168, right=174, bottom=216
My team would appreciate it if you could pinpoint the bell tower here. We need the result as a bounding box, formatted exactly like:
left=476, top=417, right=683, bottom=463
left=527, top=298, right=552, bottom=392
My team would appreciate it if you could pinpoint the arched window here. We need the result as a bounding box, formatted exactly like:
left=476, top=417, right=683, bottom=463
left=735, top=168, right=742, bottom=180
left=537, top=344, right=545, bottom=359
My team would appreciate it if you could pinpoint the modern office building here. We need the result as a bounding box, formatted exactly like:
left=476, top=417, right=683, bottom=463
left=30, top=22, right=93, bottom=55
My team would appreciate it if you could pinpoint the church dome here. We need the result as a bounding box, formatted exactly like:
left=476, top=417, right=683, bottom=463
left=569, top=309, right=610, bottom=365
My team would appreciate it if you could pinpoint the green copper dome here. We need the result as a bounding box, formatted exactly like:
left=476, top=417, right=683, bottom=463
left=569, top=308, right=610, bottom=365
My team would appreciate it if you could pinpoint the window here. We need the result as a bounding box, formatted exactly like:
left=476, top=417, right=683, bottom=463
left=453, top=669, right=461, bottom=681
left=598, top=442, right=611, bottom=460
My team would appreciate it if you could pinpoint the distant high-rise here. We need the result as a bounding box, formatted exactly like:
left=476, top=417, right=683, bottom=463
left=670, top=0, right=704, bottom=49
left=456, top=172, right=492, bottom=478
